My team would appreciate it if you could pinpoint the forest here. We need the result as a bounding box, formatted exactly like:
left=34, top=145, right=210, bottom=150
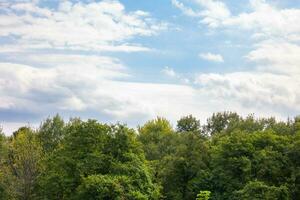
left=0, top=112, right=299, bottom=200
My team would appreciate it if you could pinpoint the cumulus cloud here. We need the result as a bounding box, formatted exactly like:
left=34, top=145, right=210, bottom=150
left=162, top=66, right=177, bottom=77
left=195, top=72, right=300, bottom=113
left=162, top=66, right=191, bottom=84
left=246, top=40, right=300, bottom=75
left=199, top=52, right=224, bottom=62
left=195, top=0, right=231, bottom=28
left=172, top=0, right=200, bottom=17
left=172, top=0, right=231, bottom=27
left=174, top=0, right=300, bottom=119
left=0, top=0, right=167, bottom=52
left=0, top=60, right=209, bottom=128
left=0, top=0, right=169, bottom=134
left=0, top=0, right=201, bottom=134
left=224, top=1, right=300, bottom=40
left=174, top=0, right=300, bottom=41
left=1, top=0, right=300, bottom=135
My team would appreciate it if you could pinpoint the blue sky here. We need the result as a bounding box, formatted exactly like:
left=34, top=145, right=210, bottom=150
left=1, top=0, right=300, bottom=134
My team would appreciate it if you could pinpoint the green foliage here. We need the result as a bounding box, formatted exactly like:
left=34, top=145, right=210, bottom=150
left=0, top=113, right=299, bottom=200
left=138, top=117, right=175, bottom=161
left=293, top=116, right=300, bottom=136
left=37, top=119, right=159, bottom=200
left=76, top=175, right=151, bottom=200
left=177, top=115, right=201, bottom=133
left=158, top=132, right=209, bottom=199
left=37, top=114, right=65, bottom=153
left=196, top=191, right=211, bottom=200
left=234, top=181, right=289, bottom=200
left=0, top=130, right=8, bottom=200
left=203, top=112, right=241, bottom=135
left=6, top=127, right=42, bottom=200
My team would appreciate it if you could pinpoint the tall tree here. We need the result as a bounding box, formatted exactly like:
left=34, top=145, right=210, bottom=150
left=138, top=117, right=176, bottom=161
left=37, top=120, right=160, bottom=199
left=7, top=127, right=42, bottom=200
left=159, top=132, right=210, bottom=200
left=234, top=181, right=289, bottom=200
left=203, top=112, right=241, bottom=135
left=37, top=114, right=65, bottom=153
left=0, top=129, right=9, bottom=200
left=177, top=115, right=201, bottom=133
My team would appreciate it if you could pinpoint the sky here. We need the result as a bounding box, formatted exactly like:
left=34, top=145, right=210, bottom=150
left=0, top=0, right=300, bottom=134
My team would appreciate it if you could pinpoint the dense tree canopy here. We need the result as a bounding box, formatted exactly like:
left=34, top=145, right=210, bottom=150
left=0, top=112, right=299, bottom=199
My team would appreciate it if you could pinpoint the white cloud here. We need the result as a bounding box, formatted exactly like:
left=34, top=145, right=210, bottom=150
left=0, top=0, right=167, bottom=52
left=195, top=72, right=300, bottom=111
left=199, top=52, right=224, bottom=62
left=174, top=0, right=300, bottom=72
left=161, top=66, right=191, bottom=84
left=1, top=0, right=300, bottom=135
left=195, top=0, right=231, bottom=28
left=0, top=59, right=208, bottom=131
left=1, top=55, right=298, bottom=135
left=175, top=0, right=300, bottom=40
left=174, top=0, right=300, bottom=119
left=246, top=40, right=300, bottom=75
left=0, top=0, right=171, bottom=135
left=172, top=0, right=200, bottom=17
left=223, top=1, right=300, bottom=41
left=172, top=0, right=231, bottom=27
left=162, top=66, right=177, bottom=77
left=1, top=122, right=37, bottom=136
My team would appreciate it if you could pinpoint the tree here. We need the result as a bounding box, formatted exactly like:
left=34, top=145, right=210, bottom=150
left=203, top=112, right=241, bottom=135
left=251, top=131, right=292, bottom=186
left=159, top=132, right=210, bottom=200
left=76, top=174, right=157, bottom=200
left=37, top=120, right=160, bottom=199
left=293, top=116, right=300, bottom=134
left=138, top=117, right=176, bottom=161
left=0, top=129, right=9, bottom=200
left=38, top=114, right=65, bottom=153
left=288, top=131, right=300, bottom=199
left=234, top=181, right=289, bottom=200
left=208, top=128, right=295, bottom=200
left=209, top=130, right=254, bottom=199
left=137, top=117, right=177, bottom=198
left=0, top=113, right=299, bottom=199
left=196, top=191, right=211, bottom=200
left=177, top=115, right=201, bottom=133
left=7, top=127, right=42, bottom=200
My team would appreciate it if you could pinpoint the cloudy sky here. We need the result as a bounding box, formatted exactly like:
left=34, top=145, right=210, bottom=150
left=0, top=0, right=300, bottom=134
